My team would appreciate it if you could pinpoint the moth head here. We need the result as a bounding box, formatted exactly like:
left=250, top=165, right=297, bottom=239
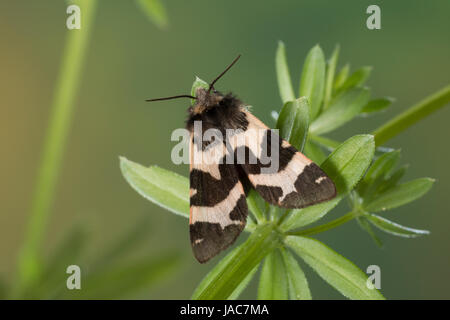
left=190, top=88, right=224, bottom=115
left=146, top=55, right=241, bottom=114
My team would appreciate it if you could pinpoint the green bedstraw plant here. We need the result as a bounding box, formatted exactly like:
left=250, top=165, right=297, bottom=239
left=121, top=42, right=450, bottom=299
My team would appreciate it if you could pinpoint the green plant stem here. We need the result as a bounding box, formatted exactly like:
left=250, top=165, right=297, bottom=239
left=372, top=84, right=450, bottom=146
left=311, top=135, right=394, bottom=156
left=14, top=0, right=98, bottom=296
left=287, top=211, right=357, bottom=237
left=194, top=223, right=282, bottom=299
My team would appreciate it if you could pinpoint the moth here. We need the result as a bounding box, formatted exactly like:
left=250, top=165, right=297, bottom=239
left=147, top=56, right=336, bottom=263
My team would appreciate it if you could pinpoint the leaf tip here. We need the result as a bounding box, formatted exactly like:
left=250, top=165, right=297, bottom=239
left=119, top=156, right=129, bottom=169
left=359, top=134, right=375, bottom=144
left=386, top=96, right=396, bottom=103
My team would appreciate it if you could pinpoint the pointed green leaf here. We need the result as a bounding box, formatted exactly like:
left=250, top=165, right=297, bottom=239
left=333, top=63, right=350, bottom=92
left=361, top=97, right=395, bottom=115
left=378, top=165, right=408, bottom=193
left=365, top=213, right=430, bottom=238
left=258, top=250, right=289, bottom=300
left=276, top=97, right=310, bottom=151
left=356, top=216, right=383, bottom=247
left=365, top=178, right=434, bottom=212
left=192, top=223, right=282, bottom=300
left=267, top=205, right=282, bottom=222
left=191, top=76, right=209, bottom=104
left=374, top=145, right=396, bottom=156
left=276, top=41, right=296, bottom=103
left=321, top=135, right=375, bottom=195
left=280, top=196, right=342, bottom=231
left=336, top=66, right=372, bottom=94
left=299, top=45, right=326, bottom=119
left=281, top=248, right=311, bottom=300
left=365, top=150, right=401, bottom=183
left=310, top=87, right=370, bottom=134
left=285, top=236, right=384, bottom=300
left=257, top=255, right=272, bottom=299
left=136, top=0, right=168, bottom=29
left=358, top=150, right=401, bottom=198
left=323, top=44, right=340, bottom=110
left=247, top=189, right=267, bottom=222
left=303, top=140, right=327, bottom=164
left=120, top=157, right=189, bottom=218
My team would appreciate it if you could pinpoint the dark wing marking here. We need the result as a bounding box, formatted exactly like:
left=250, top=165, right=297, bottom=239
left=230, top=111, right=336, bottom=209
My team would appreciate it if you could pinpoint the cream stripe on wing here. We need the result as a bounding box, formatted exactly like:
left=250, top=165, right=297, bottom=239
left=190, top=182, right=244, bottom=229
left=191, top=135, right=227, bottom=180
left=248, top=152, right=308, bottom=202
left=233, top=110, right=313, bottom=203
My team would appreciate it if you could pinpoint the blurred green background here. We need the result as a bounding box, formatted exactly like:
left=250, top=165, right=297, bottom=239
left=0, top=0, right=449, bottom=299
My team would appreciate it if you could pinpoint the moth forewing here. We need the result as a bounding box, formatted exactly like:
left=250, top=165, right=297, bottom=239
left=188, top=129, right=248, bottom=263
left=239, top=111, right=336, bottom=208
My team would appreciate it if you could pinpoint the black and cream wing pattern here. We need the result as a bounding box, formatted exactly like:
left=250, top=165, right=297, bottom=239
left=188, top=106, right=336, bottom=263
left=231, top=111, right=336, bottom=209
left=189, top=133, right=247, bottom=263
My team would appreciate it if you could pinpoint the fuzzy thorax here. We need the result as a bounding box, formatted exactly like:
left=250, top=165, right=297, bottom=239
left=191, top=88, right=224, bottom=115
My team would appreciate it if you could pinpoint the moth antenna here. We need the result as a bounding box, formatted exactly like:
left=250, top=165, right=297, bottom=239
left=208, top=54, right=241, bottom=92
left=146, top=94, right=197, bottom=102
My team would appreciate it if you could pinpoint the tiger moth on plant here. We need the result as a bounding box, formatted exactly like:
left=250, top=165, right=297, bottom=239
left=147, top=56, right=336, bottom=263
